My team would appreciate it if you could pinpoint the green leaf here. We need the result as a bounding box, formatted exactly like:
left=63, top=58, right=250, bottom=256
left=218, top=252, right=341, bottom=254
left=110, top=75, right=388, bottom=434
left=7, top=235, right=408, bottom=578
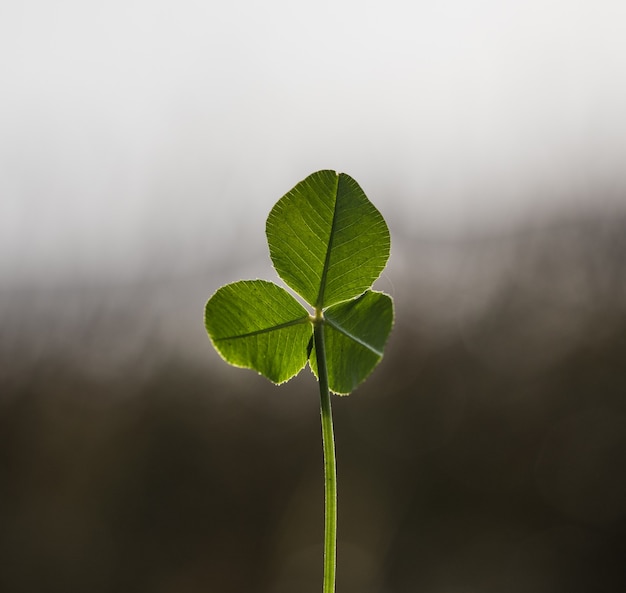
left=204, top=280, right=312, bottom=384
left=266, top=170, right=390, bottom=310
left=310, top=290, right=394, bottom=395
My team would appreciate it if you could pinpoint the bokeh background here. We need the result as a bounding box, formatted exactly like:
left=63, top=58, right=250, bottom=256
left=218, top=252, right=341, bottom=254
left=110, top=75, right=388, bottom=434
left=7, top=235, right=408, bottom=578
left=2, top=1, right=626, bottom=591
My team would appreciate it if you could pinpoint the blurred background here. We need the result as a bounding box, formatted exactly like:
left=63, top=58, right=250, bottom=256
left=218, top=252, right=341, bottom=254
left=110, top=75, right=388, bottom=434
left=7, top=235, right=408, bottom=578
left=1, top=1, right=626, bottom=591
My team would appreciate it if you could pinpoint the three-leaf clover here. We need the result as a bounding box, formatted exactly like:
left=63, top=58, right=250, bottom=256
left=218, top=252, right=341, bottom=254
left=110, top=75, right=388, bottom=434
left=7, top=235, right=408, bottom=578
left=204, top=170, right=393, bottom=395
left=204, top=170, right=394, bottom=592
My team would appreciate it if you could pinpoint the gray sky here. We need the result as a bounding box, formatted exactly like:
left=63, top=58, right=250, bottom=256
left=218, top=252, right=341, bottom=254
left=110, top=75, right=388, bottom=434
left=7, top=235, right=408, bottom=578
left=2, top=0, right=626, bottom=285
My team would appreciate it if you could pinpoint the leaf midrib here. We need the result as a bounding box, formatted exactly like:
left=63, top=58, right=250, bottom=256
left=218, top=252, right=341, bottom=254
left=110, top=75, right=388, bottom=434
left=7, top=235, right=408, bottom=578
left=214, top=316, right=310, bottom=342
left=324, top=317, right=383, bottom=357
left=315, top=173, right=340, bottom=310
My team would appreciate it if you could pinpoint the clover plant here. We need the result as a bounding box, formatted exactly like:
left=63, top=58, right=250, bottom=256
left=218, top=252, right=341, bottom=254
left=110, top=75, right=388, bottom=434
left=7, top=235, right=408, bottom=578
left=204, top=170, right=393, bottom=592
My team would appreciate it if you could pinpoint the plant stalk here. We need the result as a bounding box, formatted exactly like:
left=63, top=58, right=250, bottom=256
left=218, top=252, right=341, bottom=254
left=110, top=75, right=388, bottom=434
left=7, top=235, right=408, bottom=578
left=313, top=316, right=337, bottom=593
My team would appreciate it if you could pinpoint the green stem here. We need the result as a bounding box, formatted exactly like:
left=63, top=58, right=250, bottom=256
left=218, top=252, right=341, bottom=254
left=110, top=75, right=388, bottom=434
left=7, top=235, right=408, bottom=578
left=313, top=315, right=337, bottom=593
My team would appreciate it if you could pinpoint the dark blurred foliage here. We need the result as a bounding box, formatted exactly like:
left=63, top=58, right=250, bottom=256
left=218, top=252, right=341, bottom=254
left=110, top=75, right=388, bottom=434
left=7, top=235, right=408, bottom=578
left=1, top=213, right=626, bottom=593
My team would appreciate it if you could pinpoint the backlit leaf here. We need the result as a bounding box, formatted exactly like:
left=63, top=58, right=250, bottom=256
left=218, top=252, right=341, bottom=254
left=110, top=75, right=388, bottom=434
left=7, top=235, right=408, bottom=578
left=309, top=290, right=394, bottom=394
left=266, top=170, right=390, bottom=309
left=205, top=280, right=312, bottom=384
